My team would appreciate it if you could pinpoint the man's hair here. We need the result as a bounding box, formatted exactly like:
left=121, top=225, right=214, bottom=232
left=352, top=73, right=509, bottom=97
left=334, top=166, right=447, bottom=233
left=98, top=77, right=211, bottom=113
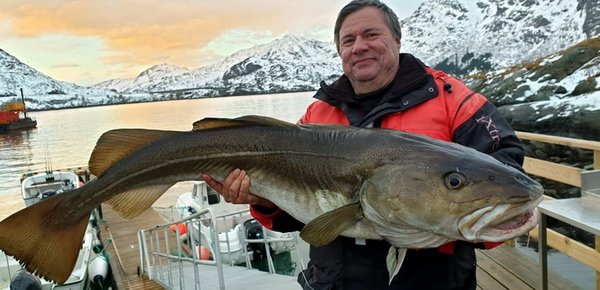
left=334, top=0, right=402, bottom=52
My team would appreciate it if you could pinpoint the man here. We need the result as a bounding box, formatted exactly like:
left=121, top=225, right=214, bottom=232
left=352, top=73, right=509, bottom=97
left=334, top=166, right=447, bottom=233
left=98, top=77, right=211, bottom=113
left=203, top=0, right=524, bottom=289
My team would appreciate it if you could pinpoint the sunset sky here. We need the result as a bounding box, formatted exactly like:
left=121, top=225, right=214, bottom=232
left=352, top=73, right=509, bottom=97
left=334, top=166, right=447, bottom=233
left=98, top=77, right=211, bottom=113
left=0, top=1, right=422, bottom=86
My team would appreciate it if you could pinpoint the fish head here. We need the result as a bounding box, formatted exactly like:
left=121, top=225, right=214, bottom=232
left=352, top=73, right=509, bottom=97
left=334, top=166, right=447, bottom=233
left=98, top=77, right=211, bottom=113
left=363, top=142, right=543, bottom=244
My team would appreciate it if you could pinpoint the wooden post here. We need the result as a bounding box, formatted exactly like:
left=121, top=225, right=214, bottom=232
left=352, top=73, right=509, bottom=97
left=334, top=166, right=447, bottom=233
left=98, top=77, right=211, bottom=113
left=595, top=150, right=600, bottom=171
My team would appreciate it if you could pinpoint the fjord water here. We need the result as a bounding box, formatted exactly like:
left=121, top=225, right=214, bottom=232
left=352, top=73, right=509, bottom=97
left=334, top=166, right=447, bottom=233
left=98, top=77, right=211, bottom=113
left=0, top=92, right=314, bottom=198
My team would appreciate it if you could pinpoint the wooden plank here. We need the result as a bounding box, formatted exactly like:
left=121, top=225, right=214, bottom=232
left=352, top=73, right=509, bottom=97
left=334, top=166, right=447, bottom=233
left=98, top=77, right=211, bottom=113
left=516, top=131, right=600, bottom=151
left=476, top=262, right=507, bottom=290
left=478, top=245, right=578, bottom=290
left=100, top=204, right=166, bottom=290
left=529, top=226, right=600, bottom=272
left=476, top=250, right=532, bottom=290
left=523, top=157, right=582, bottom=187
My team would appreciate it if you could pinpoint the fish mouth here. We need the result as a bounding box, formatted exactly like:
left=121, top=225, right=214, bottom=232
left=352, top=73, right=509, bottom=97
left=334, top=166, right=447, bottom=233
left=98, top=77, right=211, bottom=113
left=458, top=195, right=543, bottom=242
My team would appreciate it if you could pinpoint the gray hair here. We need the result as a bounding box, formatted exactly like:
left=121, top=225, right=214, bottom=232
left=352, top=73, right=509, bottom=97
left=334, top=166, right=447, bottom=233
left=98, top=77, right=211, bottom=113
left=334, top=0, right=402, bottom=52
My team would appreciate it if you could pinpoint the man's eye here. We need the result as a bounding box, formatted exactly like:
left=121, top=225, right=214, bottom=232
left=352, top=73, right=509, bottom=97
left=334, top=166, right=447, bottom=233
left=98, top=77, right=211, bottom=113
left=341, top=38, right=354, bottom=46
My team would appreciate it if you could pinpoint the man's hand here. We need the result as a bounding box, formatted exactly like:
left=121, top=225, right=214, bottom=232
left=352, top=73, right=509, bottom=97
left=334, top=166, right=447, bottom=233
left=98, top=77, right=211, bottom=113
left=201, top=169, right=276, bottom=208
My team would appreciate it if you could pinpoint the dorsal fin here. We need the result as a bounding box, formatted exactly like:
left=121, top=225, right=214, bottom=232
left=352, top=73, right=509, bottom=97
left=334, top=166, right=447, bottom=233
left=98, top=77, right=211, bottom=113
left=89, top=129, right=177, bottom=176
left=192, top=115, right=295, bottom=131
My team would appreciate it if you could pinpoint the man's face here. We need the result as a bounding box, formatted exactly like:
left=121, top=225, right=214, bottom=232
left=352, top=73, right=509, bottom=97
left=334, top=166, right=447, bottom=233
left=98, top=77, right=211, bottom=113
left=338, top=6, right=401, bottom=94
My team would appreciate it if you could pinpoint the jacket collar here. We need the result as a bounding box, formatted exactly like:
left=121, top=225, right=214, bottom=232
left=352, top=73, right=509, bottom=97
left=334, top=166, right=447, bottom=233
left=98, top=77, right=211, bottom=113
left=315, top=53, right=439, bottom=127
left=316, top=53, right=430, bottom=105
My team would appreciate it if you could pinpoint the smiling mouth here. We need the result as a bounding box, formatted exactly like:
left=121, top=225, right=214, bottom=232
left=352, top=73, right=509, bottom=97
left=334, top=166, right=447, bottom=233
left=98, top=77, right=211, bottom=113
left=354, top=58, right=374, bottom=66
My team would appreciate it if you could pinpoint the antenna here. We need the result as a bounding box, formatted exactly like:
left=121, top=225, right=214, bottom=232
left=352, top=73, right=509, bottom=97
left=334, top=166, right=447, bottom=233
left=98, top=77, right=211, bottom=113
left=44, top=144, right=54, bottom=181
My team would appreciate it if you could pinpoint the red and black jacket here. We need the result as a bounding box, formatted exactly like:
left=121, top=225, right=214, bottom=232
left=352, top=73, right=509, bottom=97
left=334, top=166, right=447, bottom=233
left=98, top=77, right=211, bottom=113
left=250, top=53, right=524, bottom=288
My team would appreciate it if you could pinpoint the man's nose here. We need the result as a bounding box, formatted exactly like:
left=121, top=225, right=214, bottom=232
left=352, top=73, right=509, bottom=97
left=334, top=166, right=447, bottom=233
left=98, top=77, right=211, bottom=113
left=352, top=36, right=369, bottom=53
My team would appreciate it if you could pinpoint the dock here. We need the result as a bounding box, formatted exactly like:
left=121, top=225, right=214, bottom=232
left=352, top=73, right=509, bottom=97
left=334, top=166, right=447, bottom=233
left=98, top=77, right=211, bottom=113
left=100, top=205, right=165, bottom=290
left=476, top=244, right=578, bottom=290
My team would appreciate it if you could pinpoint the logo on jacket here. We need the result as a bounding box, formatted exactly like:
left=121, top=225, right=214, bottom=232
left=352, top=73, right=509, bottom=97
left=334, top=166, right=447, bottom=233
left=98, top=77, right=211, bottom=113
left=475, top=115, right=501, bottom=151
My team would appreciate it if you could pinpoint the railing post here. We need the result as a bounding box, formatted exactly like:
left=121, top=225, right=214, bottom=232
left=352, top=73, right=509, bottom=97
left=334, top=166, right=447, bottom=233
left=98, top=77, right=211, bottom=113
left=595, top=149, right=599, bottom=290
left=596, top=235, right=600, bottom=290
left=539, top=212, right=548, bottom=290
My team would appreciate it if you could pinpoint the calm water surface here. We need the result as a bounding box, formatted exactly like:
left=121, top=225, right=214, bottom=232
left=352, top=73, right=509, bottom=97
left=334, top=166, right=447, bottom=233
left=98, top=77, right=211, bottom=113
left=0, top=92, right=314, bottom=196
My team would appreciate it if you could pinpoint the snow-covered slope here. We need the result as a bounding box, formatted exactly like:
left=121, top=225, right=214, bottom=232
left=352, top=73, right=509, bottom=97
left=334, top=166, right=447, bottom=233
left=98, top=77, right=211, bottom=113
left=402, top=0, right=598, bottom=75
left=0, top=49, right=114, bottom=98
left=100, top=35, right=342, bottom=95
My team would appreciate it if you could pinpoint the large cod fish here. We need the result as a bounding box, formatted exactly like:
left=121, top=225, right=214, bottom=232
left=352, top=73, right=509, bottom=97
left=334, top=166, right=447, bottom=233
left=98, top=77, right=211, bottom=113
left=0, top=115, right=543, bottom=284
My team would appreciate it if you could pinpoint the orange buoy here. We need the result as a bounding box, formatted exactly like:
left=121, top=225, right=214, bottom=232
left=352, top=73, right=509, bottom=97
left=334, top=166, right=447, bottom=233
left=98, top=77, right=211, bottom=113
left=169, top=223, right=188, bottom=235
left=169, top=223, right=189, bottom=241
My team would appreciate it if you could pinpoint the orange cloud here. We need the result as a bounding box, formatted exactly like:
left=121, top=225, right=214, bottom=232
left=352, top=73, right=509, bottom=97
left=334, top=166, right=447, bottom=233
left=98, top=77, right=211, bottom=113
left=0, top=0, right=341, bottom=71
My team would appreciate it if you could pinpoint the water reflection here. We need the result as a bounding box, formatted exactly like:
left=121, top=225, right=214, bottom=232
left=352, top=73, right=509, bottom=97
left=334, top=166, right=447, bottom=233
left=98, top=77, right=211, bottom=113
left=0, top=92, right=315, bottom=197
left=0, top=129, right=36, bottom=195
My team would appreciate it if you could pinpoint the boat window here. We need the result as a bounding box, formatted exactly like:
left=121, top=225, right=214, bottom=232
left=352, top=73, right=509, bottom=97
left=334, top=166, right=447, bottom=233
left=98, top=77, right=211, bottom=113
left=207, top=190, right=220, bottom=205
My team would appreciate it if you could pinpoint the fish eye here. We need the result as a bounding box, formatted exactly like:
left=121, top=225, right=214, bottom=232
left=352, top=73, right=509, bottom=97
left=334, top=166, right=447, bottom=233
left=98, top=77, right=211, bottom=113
left=445, top=172, right=466, bottom=190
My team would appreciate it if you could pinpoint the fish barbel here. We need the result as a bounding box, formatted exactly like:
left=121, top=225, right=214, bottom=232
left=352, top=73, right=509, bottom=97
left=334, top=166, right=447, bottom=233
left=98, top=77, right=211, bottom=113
left=0, top=115, right=543, bottom=284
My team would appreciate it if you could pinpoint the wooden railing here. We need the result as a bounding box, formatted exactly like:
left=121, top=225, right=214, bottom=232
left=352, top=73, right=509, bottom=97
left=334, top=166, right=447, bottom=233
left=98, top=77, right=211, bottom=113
left=516, top=131, right=600, bottom=289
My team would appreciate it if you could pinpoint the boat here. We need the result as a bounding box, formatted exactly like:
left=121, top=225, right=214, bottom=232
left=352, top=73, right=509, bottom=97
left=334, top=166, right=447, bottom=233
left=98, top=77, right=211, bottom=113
left=0, top=170, right=109, bottom=290
left=0, top=90, right=37, bottom=134
left=20, top=171, right=80, bottom=207
left=173, top=181, right=296, bottom=267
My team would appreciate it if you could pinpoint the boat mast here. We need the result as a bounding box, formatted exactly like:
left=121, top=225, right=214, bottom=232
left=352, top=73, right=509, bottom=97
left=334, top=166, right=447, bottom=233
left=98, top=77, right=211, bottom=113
left=20, top=88, right=27, bottom=118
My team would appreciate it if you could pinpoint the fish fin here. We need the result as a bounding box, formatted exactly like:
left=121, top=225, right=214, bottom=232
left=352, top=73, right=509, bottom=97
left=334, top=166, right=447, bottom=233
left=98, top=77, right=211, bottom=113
left=386, top=247, right=407, bottom=285
left=192, top=115, right=294, bottom=131
left=0, top=194, right=90, bottom=284
left=299, top=202, right=363, bottom=246
left=89, top=129, right=177, bottom=176
left=106, top=183, right=174, bottom=219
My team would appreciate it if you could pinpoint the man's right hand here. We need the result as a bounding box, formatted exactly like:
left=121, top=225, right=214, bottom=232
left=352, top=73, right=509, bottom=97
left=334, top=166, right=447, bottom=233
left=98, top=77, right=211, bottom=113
left=201, top=169, right=276, bottom=208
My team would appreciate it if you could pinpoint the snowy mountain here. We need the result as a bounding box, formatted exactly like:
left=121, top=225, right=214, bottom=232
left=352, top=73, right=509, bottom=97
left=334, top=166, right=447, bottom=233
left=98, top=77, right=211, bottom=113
left=94, top=63, right=189, bottom=92
left=0, top=49, right=114, bottom=98
left=402, top=0, right=599, bottom=76
left=96, top=35, right=342, bottom=95
left=463, top=37, right=600, bottom=139
left=96, top=0, right=598, bottom=94
left=1, top=0, right=598, bottom=111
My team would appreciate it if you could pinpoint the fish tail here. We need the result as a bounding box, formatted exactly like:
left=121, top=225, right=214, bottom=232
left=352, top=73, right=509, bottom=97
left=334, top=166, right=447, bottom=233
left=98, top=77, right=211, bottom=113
left=0, top=193, right=90, bottom=284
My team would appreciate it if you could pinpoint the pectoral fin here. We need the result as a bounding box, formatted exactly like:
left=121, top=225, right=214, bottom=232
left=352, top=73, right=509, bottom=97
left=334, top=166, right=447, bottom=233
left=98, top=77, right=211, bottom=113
left=299, top=202, right=363, bottom=246
left=386, top=247, right=407, bottom=285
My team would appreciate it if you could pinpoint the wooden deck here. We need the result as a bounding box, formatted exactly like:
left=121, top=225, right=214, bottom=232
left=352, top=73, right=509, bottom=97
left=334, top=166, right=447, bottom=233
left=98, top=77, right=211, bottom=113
left=99, top=205, right=166, bottom=290
left=476, top=244, right=579, bottom=290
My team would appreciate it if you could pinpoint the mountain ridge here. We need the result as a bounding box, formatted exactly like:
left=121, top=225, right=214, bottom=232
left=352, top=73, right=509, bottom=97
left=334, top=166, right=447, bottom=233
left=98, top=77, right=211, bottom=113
left=0, top=0, right=598, bottom=115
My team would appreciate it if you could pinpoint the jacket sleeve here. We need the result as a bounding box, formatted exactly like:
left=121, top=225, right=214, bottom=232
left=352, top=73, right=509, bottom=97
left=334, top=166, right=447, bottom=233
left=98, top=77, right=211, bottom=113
left=249, top=205, right=304, bottom=232
left=452, top=99, right=525, bottom=171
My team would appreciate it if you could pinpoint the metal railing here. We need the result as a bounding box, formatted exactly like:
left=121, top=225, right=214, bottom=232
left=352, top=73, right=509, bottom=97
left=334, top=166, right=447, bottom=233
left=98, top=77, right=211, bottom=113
left=138, top=208, right=225, bottom=290
left=138, top=206, right=300, bottom=290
